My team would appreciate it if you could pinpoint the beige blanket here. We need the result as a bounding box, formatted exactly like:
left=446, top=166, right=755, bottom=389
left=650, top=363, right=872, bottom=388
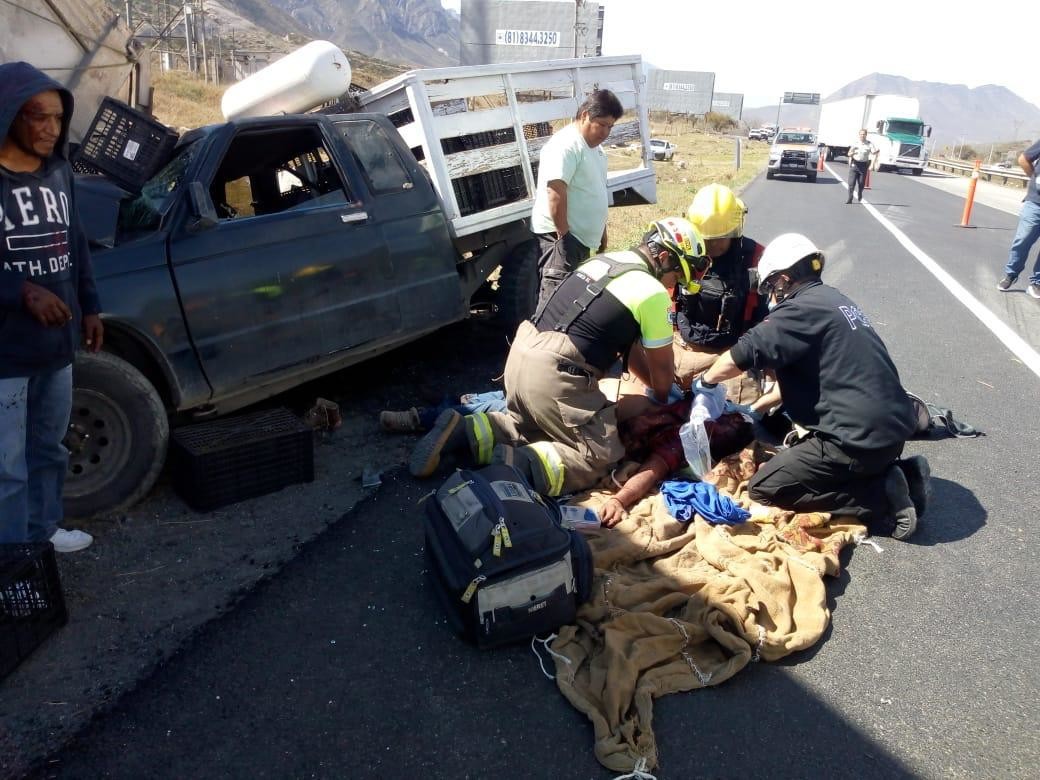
left=550, top=447, right=866, bottom=774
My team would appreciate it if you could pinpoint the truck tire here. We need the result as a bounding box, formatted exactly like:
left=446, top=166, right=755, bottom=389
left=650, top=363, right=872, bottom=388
left=912, top=167, right=923, bottom=176
left=496, top=239, right=541, bottom=331
left=64, top=351, right=170, bottom=519
left=766, top=170, right=775, bottom=180
left=807, top=173, right=818, bottom=183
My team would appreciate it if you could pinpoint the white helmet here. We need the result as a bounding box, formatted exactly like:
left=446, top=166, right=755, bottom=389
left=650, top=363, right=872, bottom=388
left=756, top=233, right=824, bottom=294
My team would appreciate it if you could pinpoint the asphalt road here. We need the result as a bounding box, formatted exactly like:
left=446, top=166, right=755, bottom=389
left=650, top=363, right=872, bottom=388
left=37, top=166, right=1040, bottom=779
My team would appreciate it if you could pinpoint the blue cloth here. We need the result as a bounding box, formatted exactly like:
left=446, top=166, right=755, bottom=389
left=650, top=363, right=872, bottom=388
left=0, top=366, right=73, bottom=543
left=660, top=479, right=751, bottom=526
left=1004, top=198, right=1040, bottom=284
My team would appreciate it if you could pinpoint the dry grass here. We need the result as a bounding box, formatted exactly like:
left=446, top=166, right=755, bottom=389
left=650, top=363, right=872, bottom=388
left=150, top=71, right=226, bottom=131
left=605, top=125, right=770, bottom=250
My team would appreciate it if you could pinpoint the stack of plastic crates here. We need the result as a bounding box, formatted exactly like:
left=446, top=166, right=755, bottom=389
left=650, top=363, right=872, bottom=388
left=1, top=543, right=69, bottom=681
left=446, top=124, right=552, bottom=216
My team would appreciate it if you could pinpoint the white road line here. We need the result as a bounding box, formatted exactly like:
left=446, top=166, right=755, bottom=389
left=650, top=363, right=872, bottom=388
left=824, top=162, right=1040, bottom=380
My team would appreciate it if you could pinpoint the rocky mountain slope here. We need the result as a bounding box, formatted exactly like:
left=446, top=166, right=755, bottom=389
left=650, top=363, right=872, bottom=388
left=251, top=0, right=460, bottom=68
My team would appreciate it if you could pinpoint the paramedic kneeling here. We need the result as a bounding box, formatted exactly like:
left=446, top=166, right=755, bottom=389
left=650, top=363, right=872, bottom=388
left=409, top=218, right=708, bottom=499
left=699, top=233, right=931, bottom=540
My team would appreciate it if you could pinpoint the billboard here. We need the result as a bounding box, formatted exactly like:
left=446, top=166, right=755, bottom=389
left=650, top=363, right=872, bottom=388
left=460, top=0, right=602, bottom=66
left=710, top=92, right=744, bottom=121
left=646, top=69, right=715, bottom=115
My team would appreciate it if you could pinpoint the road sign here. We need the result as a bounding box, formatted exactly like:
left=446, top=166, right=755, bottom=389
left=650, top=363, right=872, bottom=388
left=783, top=92, right=820, bottom=105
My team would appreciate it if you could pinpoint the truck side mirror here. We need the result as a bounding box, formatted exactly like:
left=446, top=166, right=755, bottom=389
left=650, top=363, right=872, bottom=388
left=925, top=126, right=932, bottom=138
left=876, top=120, right=884, bottom=132
left=187, top=181, right=218, bottom=233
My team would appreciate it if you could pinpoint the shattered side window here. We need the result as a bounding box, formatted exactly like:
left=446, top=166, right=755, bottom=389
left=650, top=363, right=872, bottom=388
left=336, top=119, right=413, bottom=194
left=118, top=141, right=201, bottom=234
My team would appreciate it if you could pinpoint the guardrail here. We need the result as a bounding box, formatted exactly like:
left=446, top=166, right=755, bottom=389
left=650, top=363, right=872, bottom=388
left=927, top=157, right=1030, bottom=188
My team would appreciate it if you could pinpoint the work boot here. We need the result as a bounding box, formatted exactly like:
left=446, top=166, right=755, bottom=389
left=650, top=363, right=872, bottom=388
left=379, top=407, right=423, bottom=433
left=898, top=455, right=932, bottom=518
left=410, top=410, right=467, bottom=478
left=885, top=464, right=918, bottom=541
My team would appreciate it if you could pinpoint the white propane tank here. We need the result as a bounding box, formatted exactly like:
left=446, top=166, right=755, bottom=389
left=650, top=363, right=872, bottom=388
left=221, top=40, right=352, bottom=120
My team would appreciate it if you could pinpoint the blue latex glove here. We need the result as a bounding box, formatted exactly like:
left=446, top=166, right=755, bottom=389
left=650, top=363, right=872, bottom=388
left=646, top=382, right=685, bottom=405
left=724, top=400, right=762, bottom=422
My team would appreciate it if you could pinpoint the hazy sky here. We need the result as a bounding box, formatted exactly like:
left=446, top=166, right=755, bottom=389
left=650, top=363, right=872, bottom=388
left=604, top=0, right=1035, bottom=110
left=442, top=1, right=1036, bottom=112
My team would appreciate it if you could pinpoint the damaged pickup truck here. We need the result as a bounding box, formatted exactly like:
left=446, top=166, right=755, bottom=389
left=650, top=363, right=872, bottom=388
left=67, top=56, right=657, bottom=517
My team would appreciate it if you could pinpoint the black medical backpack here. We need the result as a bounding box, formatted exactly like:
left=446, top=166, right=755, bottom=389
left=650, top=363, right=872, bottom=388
left=423, top=463, right=593, bottom=649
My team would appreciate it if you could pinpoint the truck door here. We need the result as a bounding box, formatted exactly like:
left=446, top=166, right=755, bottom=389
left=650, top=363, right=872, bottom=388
left=167, top=122, right=397, bottom=398
left=331, top=118, right=465, bottom=339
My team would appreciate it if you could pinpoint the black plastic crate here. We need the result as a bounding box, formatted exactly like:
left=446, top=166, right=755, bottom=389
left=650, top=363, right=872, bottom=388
left=169, top=408, right=315, bottom=511
left=1, top=543, right=69, bottom=681
left=72, top=97, right=178, bottom=193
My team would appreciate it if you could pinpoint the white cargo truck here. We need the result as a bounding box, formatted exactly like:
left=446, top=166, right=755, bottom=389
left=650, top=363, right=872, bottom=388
left=817, top=94, right=932, bottom=175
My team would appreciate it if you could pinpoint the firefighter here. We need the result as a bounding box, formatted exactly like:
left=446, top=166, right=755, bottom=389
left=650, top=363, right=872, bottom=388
left=672, top=183, right=767, bottom=393
left=410, top=218, right=708, bottom=497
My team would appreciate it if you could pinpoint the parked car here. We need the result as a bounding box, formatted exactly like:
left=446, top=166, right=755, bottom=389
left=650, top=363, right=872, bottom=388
left=650, top=138, right=677, bottom=161
left=996, top=160, right=1013, bottom=169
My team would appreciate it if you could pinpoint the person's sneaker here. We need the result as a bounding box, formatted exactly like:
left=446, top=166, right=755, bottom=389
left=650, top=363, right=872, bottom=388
left=997, top=274, right=1017, bottom=291
left=1028, top=282, right=1040, bottom=299
left=50, top=528, right=93, bottom=553
left=898, top=455, right=932, bottom=518
left=409, top=410, right=467, bottom=478
left=884, top=465, right=918, bottom=541
left=379, top=407, right=423, bottom=433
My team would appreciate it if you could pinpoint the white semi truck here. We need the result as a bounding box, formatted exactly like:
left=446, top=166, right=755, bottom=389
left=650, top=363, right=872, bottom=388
left=817, top=94, right=932, bottom=175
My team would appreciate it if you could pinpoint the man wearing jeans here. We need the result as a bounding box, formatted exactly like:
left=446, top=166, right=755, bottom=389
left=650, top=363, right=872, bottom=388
left=997, top=138, right=1040, bottom=299
left=1, top=62, right=103, bottom=552
left=530, top=89, right=623, bottom=311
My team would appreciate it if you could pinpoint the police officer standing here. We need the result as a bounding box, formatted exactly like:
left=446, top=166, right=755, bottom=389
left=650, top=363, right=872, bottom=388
left=699, top=234, right=931, bottom=540
left=846, top=128, right=878, bottom=203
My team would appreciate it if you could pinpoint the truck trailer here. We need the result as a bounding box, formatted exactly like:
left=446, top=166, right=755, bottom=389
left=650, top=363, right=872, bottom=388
left=817, top=94, right=932, bottom=175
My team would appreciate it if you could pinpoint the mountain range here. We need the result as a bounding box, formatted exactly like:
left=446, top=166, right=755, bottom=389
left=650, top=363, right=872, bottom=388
left=743, top=73, right=1040, bottom=148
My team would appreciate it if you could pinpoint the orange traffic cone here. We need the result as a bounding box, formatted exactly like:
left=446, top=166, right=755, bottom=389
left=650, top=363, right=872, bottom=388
left=817, top=149, right=825, bottom=172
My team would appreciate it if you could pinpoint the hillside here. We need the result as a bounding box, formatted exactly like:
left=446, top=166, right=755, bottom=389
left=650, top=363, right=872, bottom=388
left=744, top=73, right=1040, bottom=148
left=223, top=0, right=459, bottom=68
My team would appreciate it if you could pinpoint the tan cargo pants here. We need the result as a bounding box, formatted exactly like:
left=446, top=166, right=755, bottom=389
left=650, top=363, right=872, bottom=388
left=483, top=320, right=625, bottom=495
left=672, top=332, right=763, bottom=404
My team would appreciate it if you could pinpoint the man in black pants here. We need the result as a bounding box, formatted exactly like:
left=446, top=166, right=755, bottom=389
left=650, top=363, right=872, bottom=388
left=699, top=233, right=931, bottom=540
left=846, top=128, right=878, bottom=203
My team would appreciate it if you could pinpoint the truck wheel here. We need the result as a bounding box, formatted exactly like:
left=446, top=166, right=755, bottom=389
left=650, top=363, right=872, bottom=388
left=912, top=168, right=923, bottom=176
left=64, top=351, right=169, bottom=519
left=496, top=239, right=541, bottom=331
left=766, top=170, right=775, bottom=180
left=807, top=173, right=818, bottom=183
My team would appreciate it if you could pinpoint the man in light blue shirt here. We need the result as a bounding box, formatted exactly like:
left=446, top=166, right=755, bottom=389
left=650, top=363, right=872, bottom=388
left=530, top=89, right=623, bottom=309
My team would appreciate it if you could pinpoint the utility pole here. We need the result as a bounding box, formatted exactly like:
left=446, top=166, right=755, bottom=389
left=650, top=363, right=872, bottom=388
left=200, top=1, right=209, bottom=82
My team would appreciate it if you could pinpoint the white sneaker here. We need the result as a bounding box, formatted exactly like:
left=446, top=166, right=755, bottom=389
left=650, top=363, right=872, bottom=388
left=49, top=528, right=93, bottom=553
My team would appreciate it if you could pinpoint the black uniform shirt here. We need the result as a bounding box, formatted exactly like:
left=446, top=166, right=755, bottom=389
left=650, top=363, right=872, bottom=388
left=729, top=280, right=915, bottom=451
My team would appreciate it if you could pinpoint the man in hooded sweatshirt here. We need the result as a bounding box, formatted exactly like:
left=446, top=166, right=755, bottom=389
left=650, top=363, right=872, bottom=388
left=1, top=62, right=103, bottom=552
